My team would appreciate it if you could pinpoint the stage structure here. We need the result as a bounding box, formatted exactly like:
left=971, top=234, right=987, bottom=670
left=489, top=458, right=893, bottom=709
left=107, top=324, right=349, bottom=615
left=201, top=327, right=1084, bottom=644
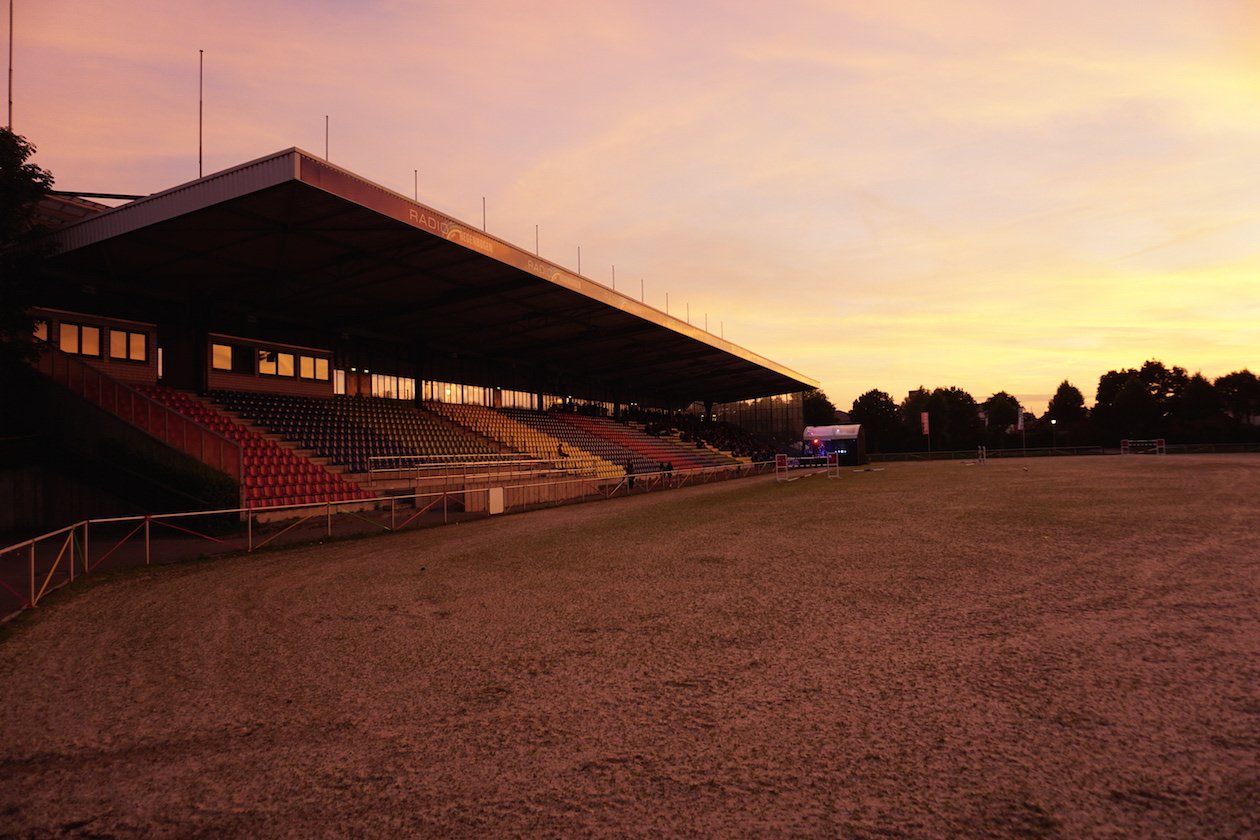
left=803, top=424, right=867, bottom=466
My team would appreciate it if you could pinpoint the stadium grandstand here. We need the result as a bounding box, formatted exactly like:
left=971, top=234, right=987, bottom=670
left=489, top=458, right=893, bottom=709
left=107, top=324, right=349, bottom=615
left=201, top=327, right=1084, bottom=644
left=5, top=148, right=818, bottom=534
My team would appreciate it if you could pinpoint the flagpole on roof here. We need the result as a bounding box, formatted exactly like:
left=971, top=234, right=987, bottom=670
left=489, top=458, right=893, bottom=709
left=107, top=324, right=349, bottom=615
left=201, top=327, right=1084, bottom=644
left=198, top=49, right=204, bottom=177
left=7, top=0, right=14, bottom=129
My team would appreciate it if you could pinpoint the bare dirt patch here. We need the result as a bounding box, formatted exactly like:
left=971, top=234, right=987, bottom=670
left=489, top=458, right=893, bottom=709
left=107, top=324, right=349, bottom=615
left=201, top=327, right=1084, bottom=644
left=2, top=455, right=1257, bottom=837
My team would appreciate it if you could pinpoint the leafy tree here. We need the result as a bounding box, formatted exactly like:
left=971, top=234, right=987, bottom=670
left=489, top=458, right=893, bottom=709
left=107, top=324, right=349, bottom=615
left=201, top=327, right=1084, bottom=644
left=802, top=389, right=837, bottom=425
left=1092, top=368, right=1137, bottom=443
left=1046, top=380, right=1089, bottom=444
left=1137, top=360, right=1188, bottom=408
left=850, top=389, right=900, bottom=452
left=900, top=387, right=931, bottom=448
left=1111, top=375, right=1161, bottom=438
left=981, top=391, right=1020, bottom=440
left=1168, top=372, right=1227, bottom=441
left=927, top=386, right=983, bottom=450
left=1046, top=381, right=1086, bottom=424
left=1214, top=370, right=1260, bottom=437
left=1, top=128, right=54, bottom=383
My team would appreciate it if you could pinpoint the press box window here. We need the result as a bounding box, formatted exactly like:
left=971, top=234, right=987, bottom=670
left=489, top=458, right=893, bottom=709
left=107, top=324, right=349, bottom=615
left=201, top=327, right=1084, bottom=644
left=212, top=343, right=233, bottom=370
left=59, top=323, right=101, bottom=357
left=213, top=343, right=254, bottom=374
left=33, top=320, right=49, bottom=342
left=109, top=329, right=147, bottom=362
left=259, top=350, right=296, bottom=377
left=296, top=355, right=331, bottom=381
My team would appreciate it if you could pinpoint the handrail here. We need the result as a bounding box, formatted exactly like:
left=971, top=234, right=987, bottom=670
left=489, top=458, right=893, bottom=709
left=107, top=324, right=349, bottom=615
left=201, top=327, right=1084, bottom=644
left=0, top=459, right=772, bottom=623
left=32, top=345, right=243, bottom=481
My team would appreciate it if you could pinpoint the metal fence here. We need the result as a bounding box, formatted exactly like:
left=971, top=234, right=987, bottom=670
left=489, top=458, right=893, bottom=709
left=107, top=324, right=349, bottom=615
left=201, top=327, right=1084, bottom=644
left=1, top=460, right=773, bottom=624
left=35, top=347, right=242, bottom=481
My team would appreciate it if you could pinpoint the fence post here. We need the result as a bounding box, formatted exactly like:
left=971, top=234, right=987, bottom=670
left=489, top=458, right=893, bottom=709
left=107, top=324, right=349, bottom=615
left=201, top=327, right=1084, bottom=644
left=29, top=543, right=35, bottom=607
left=83, top=521, right=90, bottom=576
left=247, top=507, right=253, bottom=552
left=443, top=492, right=448, bottom=523
left=145, top=515, right=151, bottom=565
left=326, top=500, right=332, bottom=538
left=390, top=497, right=396, bottom=531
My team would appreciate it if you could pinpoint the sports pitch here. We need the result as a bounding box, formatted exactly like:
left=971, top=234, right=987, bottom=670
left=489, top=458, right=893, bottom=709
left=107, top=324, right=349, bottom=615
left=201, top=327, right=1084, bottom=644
left=1, top=455, right=1256, bottom=837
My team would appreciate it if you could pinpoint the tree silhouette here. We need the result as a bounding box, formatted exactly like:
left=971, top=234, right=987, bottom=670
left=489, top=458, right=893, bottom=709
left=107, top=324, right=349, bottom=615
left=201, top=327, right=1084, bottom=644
left=1, top=128, right=55, bottom=387
left=802, top=389, right=837, bottom=426
left=850, top=389, right=900, bottom=452
left=981, top=391, right=1020, bottom=445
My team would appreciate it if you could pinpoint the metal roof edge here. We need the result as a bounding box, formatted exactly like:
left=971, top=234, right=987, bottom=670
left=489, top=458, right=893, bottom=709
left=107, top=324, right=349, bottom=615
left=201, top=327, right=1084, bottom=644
left=46, top=149, right=303, bottom=253
left=293, top=152, right=820, bottom=392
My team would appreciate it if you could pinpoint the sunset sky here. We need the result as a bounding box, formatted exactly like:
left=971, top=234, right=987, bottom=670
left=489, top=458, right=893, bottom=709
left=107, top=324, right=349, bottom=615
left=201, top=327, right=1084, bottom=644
left=9, top=1, right=1260, bottom=413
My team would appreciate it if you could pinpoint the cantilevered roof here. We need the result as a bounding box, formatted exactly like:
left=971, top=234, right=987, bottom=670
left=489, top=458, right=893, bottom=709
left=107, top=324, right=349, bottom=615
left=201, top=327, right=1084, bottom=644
left=40, top=148, right=818, bottom=405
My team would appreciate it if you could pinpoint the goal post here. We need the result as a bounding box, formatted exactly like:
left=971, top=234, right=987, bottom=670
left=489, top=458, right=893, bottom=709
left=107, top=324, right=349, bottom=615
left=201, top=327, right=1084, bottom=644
left=1120, top=438, right=1166, bottom=455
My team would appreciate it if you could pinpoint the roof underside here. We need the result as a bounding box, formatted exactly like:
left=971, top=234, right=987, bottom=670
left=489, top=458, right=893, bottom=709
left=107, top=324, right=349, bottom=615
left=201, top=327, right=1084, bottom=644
left=40, top=149, right=818, bottom=405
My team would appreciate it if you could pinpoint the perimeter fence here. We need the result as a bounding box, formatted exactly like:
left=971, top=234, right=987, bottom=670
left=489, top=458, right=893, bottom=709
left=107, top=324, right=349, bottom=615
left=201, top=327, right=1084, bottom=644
left=869, top=442, right=1260, bottom=462
left=1, top=460, right=773, bottom=624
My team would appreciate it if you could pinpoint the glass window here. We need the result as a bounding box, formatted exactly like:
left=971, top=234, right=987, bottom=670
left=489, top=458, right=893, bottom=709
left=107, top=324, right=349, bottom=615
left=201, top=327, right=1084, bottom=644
left=277, top=353, right=295, bottom=377
left=211, top=344, right=232, bottom=370
left=258, top=350, right=277, bottom=375
left=80, top=326, right=101, bottom=356
left=33, top=320, right=48, bottom=342
left=334, top=368, right=345, bottom=395
left=399, top=377, right=415, bottom=400
left=315, top=358, right=330, bottom=381
left=59, top=323, right=80, bottom=354
left=110, top=329, right=147, bottom=361
left=299, top=355, right=315, bottom=379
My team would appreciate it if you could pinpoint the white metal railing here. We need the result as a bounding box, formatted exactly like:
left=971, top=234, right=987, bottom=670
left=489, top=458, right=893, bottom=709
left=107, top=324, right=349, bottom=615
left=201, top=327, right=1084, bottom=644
left=366, top=453, right=557, bottom=486
left=1, top=460, right=774, bottom=623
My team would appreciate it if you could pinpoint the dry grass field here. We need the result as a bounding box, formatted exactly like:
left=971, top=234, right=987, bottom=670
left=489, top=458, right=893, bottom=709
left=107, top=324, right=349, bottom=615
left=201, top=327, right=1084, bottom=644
left=1, top=455, right=1257, bottom=838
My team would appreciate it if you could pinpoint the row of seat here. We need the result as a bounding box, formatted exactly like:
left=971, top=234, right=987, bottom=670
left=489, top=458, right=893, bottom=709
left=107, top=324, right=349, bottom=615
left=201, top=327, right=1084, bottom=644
left=427, top=402, right=623, bottom=478
left=184, top=389, right=749, bottom=483
left=562, top=413, right=741, bottom=469
left=138, top=385, right=370, bottom=508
